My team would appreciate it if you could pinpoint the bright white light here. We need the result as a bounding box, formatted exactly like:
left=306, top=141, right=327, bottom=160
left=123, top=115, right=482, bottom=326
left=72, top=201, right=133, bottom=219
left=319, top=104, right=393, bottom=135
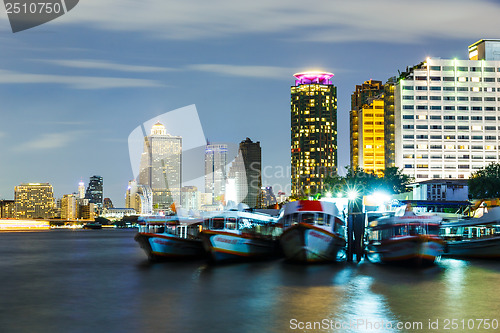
left=371, top=191, right=390, bottom=205
left=336, top=192, right=343, bottom=198
left=347, top=190, right=358, bottom=200
left=325, top=192, right=332, bottom=198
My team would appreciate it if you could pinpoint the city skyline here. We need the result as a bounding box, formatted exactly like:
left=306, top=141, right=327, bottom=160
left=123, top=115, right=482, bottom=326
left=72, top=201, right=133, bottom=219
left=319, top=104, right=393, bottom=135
left=2, top=1, right=500, bottom=205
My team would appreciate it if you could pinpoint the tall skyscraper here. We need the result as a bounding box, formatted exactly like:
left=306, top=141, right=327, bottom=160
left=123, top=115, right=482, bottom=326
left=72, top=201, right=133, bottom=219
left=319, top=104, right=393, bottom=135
left=291, top=72, right=337, bottom=197
left=227, top=138, right=262, bottom=208
left=350, top=80, right=385, bottom=175
left=61, top=194, right=78, bottom=220
left=85, top=175, right=103, bottom=209
left=384, top=77, right=396, bottom=169
left=78, top=180, right=85, bottom=199
left=395, top=39, right=500, bottom=180
left=138, top=121, right=182, bottom=211
left=205, top=143, right=227, bottom=203
left=14, top=183, right=55, bottom=219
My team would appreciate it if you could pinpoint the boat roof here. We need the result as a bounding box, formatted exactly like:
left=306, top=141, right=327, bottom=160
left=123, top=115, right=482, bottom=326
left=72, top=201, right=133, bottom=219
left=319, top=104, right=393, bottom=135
left=282, top=200, right=340, bottom=216
left=207, top=209, right=278, bottom=223
left=441, top=206, right=500, bottom=227
left=369, top=207, right=442, bottom=227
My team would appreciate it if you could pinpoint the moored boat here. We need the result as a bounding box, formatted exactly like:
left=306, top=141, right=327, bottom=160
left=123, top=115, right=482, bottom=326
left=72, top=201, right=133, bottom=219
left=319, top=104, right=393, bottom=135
left=440, top=207, right=500, bottom=258
left=199, top=208, right=282, bottom=262
left=365, top=206, right=444, bottom=266
left=279, top=200, right=347, bottom=263
left=134, top=216, right=205, bottom=261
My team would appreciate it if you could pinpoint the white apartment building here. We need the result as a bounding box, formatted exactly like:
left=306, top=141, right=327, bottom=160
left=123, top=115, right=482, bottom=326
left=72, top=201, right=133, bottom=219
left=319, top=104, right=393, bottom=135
left=395, top=42, right=500, bottom=180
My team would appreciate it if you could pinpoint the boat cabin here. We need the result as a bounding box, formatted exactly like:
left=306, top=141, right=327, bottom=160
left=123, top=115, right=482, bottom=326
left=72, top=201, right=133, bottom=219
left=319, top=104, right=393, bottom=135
left=367, top=218, right=440, bottom=242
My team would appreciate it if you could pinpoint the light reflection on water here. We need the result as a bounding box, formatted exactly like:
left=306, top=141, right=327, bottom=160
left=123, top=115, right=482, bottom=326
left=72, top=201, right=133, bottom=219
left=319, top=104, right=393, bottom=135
left=0, top=230, right=499, bottom=333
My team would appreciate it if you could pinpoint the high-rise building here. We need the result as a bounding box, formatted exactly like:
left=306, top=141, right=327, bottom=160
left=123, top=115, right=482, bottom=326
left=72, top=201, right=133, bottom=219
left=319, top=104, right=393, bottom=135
left=239, top=138, right=262, bottom=208
left=384, top=77, right=397, bottom=169
left=291, top=72, right=337, bottom=197
left=468, top=39, right=500, bottom=61
left=14, top=183, right=55, bottom=219
left=181, top=186, right=200, bottom=211
left=350, top=80, right=385, bottom=175
left=226, top=138, right=262, bottom=208
left=125, top=180, right=153, bottom=215
left=78, top=180, right=85, bottom=199
left=138, top=121, right=182, bottom=211
left=261, top=186, right=277, bottom=208
left=61, top=194, right=78, bottom=220
left=395, top=40, right=500, bottom=180
left=85, top=175, right=103, bottom=208
left=0, top=200, right=15, bottom=218
left=205, top=143, right=227, bottom=203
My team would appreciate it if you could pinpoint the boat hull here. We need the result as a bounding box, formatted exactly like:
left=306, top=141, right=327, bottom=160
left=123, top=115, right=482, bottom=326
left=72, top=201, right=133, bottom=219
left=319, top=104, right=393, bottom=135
left=200, top=230, right=280, bottom=262
left=134, top=232, right=205, bottom=261
left=280, top=223, right=346, bottom=263
left=443, top=236, right=500, bottom=258
left=366, top=236, right=444, bottom=265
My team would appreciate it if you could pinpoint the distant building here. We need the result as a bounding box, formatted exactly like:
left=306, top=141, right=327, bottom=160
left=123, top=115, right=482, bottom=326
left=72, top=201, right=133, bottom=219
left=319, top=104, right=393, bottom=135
left=14, top=183, right=55, bottom=219
left=261, top=186, right=277, bottom=208
left=61, top=194, right=78, bottom=220
left=125, top=180, right=153, bottom=215
left=227, top=138, right=262, bottom=208
left=85, top=176, right=103, bottom=209
left=181, top=186, right=200, bottom=211
left=0, top=200, right=15, bottom=218
left=78, top=180, right=85, bottom=199
left=411, top=179, right=469, bottom=201
left=103, top=198, right=114, bottom=209
left=138, top=121, right=182, bottom=212
left=205, top=143, right=227, bottom=203
left=101, top=208, right=136, bottom=219
left=291, top=72, right=337, bottom=197
left=276, top=191, right=287, bottom=204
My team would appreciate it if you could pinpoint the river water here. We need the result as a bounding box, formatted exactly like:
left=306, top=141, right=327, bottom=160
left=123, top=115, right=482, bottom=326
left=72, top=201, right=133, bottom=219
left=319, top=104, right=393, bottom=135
left=0, top=229, right=498, bottom=333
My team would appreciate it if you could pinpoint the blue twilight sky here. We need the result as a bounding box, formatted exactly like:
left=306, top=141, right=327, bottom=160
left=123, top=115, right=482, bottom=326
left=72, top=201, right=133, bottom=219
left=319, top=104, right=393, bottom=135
left=1, top=0, right=500, bottom=206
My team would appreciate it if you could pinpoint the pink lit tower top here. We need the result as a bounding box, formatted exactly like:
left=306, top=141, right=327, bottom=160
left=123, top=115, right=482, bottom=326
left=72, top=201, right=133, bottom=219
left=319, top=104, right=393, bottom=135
left=293, top=71, right=334, bottom=86
left=290, top=70, right=337, bottom=198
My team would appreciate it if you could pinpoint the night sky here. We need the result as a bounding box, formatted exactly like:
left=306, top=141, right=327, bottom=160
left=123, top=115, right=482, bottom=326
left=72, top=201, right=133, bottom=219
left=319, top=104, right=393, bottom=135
left=1, top=0, right=500, bottom=206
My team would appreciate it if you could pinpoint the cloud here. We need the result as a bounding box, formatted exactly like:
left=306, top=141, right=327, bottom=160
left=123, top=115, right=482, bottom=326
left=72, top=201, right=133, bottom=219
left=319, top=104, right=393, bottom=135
left=0, top=69, right=164, bottom=89
left=55, top=0, right=500, bottom=43
left=38, top=59, right=176, bottom=73
left=17, top=132, right=82, bottom=151
left=187, top=64, right=296, bottom=79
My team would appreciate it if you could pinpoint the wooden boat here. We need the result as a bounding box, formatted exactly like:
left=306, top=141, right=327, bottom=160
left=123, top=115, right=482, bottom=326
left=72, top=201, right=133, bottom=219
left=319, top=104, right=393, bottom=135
left=365, top=205, right=444, bottom=266
left=199, top=209, right=282, bottom=262
left=279, top=200, right=347, bottom=263
left=134, top=216, right=205, bottom=261
left=440, top=207, right=500, bottom=258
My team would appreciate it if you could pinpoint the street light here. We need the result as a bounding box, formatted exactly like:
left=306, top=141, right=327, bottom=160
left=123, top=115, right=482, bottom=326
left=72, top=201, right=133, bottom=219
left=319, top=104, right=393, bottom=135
left=347, top=190, right=358, bottom=201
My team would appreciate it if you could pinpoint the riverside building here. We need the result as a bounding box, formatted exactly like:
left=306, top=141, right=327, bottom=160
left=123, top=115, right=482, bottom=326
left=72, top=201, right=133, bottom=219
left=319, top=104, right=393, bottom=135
left=14, top=183, right=55, bottom=219
left=291, top=72, right=337, bottom=197
left=395, top=39, right=500, bottom=180
left=138, top=121, right=182, bottom=211
left=205, top=143, right=228, bottom=204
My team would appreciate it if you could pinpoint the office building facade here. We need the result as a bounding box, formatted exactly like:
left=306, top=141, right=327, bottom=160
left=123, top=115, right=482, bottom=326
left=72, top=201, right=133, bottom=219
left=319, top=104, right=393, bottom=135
left=205, top=143, right=227, bottom=203
left=138, top=121, right=182, bottom=211
left=291, top=72, right=337, bottom=197
left=85, top=175, right=103, bottom=209
left=14, top=183, right=55, bottom=219
left=395, top=42, right=500, bottom=180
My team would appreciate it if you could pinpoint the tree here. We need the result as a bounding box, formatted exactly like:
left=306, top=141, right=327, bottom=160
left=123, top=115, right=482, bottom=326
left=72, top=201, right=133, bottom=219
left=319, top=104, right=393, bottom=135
left=324, top=166, right=412, bottom=197
left=468, top=162, right=500, bottom=199
left=381, top=167, right=413, bottom=194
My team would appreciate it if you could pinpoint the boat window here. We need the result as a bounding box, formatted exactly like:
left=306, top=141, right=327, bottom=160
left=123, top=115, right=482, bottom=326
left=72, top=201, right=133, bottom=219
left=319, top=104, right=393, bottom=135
left=211, top=218, right=225, bottom=230
left=225, top=218, right=237, bottom=230
left=291, top=213, right=299, bottom=225
left=316, top=213, right=325, bottom=225
left=428, top=225, right=440, bottom=235
left=301, top=213, right=315, bottom=225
